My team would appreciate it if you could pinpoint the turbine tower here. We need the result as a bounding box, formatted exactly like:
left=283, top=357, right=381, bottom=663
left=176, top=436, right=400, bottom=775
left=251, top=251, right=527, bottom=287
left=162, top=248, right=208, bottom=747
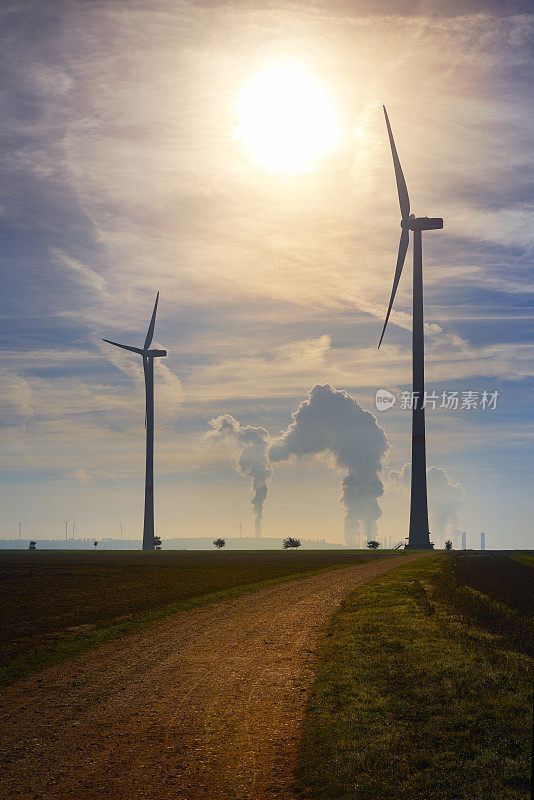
left=378, top=107, right=443, bottom=550
left=103, top=293, right=167, bottom=551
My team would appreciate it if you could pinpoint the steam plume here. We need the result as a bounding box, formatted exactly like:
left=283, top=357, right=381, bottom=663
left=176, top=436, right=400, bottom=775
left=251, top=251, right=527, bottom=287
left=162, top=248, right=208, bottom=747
left=269, top=385, right=388, bottom=545
left=209, top=414, right=272, bottom=538
left=427, top=466, right=465, bottom=539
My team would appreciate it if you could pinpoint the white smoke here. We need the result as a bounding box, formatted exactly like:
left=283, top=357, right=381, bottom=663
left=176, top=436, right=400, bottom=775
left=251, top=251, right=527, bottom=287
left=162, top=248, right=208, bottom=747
left=390, top=463, right=465, bottom=542
left=269, top=385, right=389, bottom=543
left=208, top=414, right=272, bottom=538
left=428, top=466, right=465, bottom=539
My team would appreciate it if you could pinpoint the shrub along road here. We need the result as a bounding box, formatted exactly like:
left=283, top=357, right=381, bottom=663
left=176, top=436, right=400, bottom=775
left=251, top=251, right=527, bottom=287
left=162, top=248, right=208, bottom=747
left=0, top=554, right=423, bottom=800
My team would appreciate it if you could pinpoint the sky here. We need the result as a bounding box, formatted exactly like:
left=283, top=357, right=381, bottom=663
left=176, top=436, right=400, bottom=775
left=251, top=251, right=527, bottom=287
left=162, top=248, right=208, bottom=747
left=1, top=0, right=533, bottom=548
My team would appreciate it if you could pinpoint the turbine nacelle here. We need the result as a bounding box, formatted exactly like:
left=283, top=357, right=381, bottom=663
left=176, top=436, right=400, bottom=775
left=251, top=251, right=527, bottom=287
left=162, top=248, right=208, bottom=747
left=404, top=216, right=443, bottom=231
left=102, top=292, right=167, bottom=358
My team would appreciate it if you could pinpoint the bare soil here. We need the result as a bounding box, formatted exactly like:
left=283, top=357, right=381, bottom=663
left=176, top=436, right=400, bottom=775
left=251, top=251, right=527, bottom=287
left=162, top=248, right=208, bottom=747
left=0, top=555, right=421, bottom=800
left=0, top=550, right=395, bottom=664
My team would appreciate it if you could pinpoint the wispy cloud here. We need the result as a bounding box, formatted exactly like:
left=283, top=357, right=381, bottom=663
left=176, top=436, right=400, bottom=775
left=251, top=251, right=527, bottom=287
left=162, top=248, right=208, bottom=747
left=50, top=248, right=107, bottom=295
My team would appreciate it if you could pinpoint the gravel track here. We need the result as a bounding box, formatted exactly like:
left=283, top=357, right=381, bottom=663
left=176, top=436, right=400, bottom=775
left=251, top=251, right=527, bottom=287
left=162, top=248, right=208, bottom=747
left=0, top=555, right=422, bottom=800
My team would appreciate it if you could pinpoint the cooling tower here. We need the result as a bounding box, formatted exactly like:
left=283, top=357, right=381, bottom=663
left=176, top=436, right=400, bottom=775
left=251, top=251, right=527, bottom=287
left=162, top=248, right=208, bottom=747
left=344, top=519, right=358, bottom=549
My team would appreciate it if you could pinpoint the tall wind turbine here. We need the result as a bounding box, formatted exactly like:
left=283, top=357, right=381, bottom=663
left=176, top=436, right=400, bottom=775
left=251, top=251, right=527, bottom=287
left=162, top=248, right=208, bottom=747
left=378, top=106, right=443, bottom=550
left=103, top=293, right=167, bottom=551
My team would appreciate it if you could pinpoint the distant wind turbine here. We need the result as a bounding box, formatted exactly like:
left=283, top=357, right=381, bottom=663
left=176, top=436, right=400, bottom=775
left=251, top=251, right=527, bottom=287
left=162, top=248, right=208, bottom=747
left=17, top=521, right=23, bottom=540
left=378, top=106, right=443, bottom=550
left=65, top=518, right=72, bottom=541
left=103, top=293, right=167, bottom=551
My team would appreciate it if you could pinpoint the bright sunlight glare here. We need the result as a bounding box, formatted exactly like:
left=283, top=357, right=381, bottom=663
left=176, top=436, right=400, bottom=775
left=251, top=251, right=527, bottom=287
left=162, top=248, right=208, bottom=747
left=236, top=64, right=341, bottom=173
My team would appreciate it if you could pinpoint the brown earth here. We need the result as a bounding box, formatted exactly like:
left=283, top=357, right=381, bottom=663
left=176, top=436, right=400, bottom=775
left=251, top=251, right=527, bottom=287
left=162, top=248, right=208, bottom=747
left=0, top=555, right=422, bottom=800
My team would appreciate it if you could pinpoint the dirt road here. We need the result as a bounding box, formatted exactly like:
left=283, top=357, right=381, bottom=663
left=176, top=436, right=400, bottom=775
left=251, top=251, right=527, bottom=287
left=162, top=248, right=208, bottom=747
left=0, top=555, right=421, bottom=800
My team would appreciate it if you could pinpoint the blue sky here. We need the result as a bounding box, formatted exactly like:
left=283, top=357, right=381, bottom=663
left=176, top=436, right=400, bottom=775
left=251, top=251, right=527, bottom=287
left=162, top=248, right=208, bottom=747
left=1, top=0, right=533, bottom=548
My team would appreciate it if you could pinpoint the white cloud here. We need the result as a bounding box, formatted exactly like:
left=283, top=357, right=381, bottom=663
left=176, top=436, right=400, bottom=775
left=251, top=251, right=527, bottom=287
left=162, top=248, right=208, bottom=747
left=50, top=248, right=107, bottom=295
left=0, top=369, right=33, bottom=427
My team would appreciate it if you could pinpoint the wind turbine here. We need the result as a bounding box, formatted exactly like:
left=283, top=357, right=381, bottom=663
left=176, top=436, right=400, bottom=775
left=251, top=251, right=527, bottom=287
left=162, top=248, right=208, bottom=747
left=378, top=106, right=443, bottom=550
left=103, top=293, right=167, bottom=551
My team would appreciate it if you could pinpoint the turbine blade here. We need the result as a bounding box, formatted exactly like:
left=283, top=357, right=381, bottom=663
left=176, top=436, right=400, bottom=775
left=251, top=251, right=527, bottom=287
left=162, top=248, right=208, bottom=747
left=378, top=228, right=410, bottom=348
left=383, top=106, right=410, bottom=220
left=102, top=339, right=143, bottom=355
left=144, top=292, right=159, bottom=350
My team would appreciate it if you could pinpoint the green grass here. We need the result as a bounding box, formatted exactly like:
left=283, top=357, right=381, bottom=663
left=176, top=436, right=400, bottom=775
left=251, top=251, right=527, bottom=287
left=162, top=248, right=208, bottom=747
left=0, top=549, right=397, bottom=687
left=510, top=553, right=534, bottom=569
left=294, top=556, right=532, bottom=800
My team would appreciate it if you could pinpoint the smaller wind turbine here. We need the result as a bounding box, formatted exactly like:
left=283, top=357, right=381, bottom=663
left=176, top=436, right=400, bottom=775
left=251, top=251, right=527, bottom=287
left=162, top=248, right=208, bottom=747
left=17, top=521, right=23, bottom=540
left=120, top=521, right=124, bottom=541
left=72, top=518, right=77, bottom=540
left=65, top=518, right=72, bottom=541
left=103, top=293, right=167, bottom=551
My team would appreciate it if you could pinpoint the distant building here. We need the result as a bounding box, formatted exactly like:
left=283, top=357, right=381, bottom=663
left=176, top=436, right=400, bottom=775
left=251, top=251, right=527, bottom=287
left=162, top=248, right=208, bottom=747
left=480, top=532, right=485, bottom=551
left=461, top=531, right=467, bottom=550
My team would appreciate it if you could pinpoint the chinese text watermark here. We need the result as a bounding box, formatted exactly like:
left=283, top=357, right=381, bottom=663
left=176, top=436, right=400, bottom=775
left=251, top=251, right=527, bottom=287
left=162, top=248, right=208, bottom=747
left=375, top=389, right=499, bottom=412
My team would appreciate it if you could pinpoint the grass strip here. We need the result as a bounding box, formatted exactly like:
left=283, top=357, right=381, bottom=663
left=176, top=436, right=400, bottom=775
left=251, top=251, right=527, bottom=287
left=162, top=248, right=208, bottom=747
left=432, top=558, right=533, bottom=657
left=0, top=563, right=361, bottom=689
left=295, top=556, right=532, bottom=800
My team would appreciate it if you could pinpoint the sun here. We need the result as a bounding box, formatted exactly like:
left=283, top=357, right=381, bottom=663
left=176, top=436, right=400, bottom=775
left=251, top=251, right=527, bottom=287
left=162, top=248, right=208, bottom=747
left=236, top=64, right=340, bottom=173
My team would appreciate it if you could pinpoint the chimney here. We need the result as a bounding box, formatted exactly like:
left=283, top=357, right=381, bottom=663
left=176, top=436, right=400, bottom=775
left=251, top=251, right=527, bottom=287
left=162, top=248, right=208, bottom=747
left=480, top=532, right=485, bottom=551
left=461, top=531, right=466, bottom=550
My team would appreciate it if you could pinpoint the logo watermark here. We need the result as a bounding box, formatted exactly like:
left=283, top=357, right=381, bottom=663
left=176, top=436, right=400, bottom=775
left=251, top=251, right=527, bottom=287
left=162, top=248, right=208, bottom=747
left=375, top=389, right=396, bottom=411
left=375, top=390, right=500, bottom=411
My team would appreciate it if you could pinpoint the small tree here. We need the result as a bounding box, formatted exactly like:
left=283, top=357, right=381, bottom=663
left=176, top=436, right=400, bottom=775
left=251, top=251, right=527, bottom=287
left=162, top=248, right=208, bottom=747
left=213, top=538, right=226, bottom=549
left=93, top=540, right=98, bottom=548
left=367, top=540, right=380, bottom=549
left=153, top=535, right=162, bottom=550
left=283, top=537, right=301, bottom=549
left=445, top=540, right=453, bottom=551
left=28, top=541, right=36, bottom=550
